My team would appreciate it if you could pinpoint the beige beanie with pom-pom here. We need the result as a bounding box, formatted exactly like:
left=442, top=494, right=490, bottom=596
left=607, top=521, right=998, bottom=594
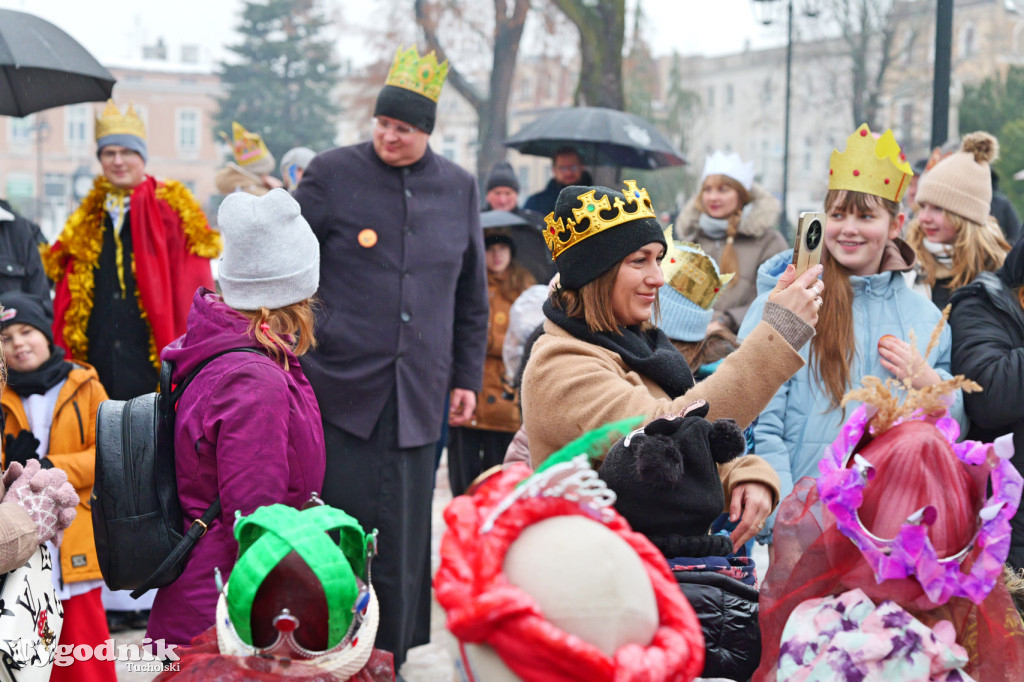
left=916, top=131, right=999, bottom=225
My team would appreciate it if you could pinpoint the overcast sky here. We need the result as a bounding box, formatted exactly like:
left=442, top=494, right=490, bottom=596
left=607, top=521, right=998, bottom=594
left=0, top=0, right=789, bottom=68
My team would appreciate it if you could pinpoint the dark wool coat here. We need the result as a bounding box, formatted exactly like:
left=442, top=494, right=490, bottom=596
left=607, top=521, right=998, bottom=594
left=951, top=239, right=1024, bottom=570
left=294, top=142, right=488, bottom=448
left=0, top=199, right=49, bottom=301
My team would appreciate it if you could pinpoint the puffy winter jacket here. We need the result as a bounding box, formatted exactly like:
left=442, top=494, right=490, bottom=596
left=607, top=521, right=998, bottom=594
left=674, top=569, right=759, bottom=680
left=1, top=362, right=107, bottom=584
left=738, top=244, right=964, bottom=543
left=950, top=239, right=1024, bottom=569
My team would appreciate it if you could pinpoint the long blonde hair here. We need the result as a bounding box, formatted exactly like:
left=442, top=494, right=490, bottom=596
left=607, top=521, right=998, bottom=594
left=236, top=298, right=317, bottom=371
left=695, top=173, right=751, bottom=282
left=811, top=190, right=901, bottom=408
left=905, top=211, right=1010, bottom=290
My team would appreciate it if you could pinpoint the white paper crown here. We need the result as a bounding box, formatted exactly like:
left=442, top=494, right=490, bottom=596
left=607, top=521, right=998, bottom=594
left=700, top=151, right=755, bottom=191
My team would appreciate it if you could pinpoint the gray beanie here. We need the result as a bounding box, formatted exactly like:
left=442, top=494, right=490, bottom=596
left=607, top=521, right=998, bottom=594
left=217, top=188, right=319, bottom=310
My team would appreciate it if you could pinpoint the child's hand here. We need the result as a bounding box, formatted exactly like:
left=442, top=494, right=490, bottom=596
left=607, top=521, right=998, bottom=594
left=877, top=335, right=941, bottom=389
left=3, top=431, right=41, bottom=467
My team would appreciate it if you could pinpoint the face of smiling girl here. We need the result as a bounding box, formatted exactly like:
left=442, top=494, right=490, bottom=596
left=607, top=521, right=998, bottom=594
left=824, top=192, right=903, bottom=277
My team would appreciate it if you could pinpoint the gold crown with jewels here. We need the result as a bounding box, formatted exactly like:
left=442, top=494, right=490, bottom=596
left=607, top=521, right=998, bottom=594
left=662, top=232, right=734, bottom=309
left=829, top=123, right=914, bottom=203
left=543, top=180, right=657, bottom=260
left=384, top=46, right=449, bottom=102
left=95, top=100, right=146, bottom=141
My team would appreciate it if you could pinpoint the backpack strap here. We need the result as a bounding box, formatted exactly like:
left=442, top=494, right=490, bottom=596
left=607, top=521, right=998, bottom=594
left=129, top=347, right=268, bottom=599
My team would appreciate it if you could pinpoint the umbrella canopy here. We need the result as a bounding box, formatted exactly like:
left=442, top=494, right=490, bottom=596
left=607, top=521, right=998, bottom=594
left=0, top=9, right=116, bottom=117
left=504, top=106, right=686, bottom=170
left=480, top=210, right=555, bottom=283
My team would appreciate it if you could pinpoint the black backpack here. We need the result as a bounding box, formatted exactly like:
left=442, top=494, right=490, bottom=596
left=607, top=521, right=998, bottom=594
left=92, top=348, right=264, bottom=598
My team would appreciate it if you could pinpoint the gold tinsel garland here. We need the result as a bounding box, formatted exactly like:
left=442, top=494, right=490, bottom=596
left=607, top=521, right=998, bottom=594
left=40, top=175, right=222, bottom=369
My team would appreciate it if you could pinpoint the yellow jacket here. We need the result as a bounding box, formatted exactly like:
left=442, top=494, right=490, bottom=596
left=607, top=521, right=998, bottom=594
left=2, top=362, right=107, bottom=584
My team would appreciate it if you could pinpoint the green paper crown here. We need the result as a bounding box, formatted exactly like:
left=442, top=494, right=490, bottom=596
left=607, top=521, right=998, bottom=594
left=385, top=45, right=449, bottom=102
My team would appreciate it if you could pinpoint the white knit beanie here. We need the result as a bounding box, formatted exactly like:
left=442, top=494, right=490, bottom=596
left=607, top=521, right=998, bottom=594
left=218, top=188, right=319, bottom=310
left=915, top=132, right=998, bottom=226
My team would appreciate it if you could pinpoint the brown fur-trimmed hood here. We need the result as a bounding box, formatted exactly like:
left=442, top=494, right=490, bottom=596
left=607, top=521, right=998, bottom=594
left=675, top=183, right=782, bottom=241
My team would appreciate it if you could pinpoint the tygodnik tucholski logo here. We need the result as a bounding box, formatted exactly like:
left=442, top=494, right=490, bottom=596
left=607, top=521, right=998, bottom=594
left=12, top=636, right=181, bottom=671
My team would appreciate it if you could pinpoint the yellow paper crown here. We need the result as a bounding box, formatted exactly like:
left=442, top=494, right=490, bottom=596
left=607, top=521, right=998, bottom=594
left=384, top=46, right=449, bottom=103
left=543, top=180, right=656, bottom=260
left=95, top=100, right=146, bottom=141
left=829, top=124, right=914, bottom=203
left=220, top=122, right=271, bottom=167
left=661, top=229, right=734, bottom=310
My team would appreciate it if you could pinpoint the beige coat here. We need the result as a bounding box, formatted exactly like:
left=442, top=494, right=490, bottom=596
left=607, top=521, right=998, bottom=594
left=675, top=184, right=789, bottom=332
left=0, top=478, right=38, bottom=574
left=521, top=319, right=803, bottom=504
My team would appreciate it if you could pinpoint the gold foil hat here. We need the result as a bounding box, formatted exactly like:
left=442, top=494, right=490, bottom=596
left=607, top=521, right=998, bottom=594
left=95, top=100, right=146, bottom=141
left=829, top=123, right=914, bottom=203
left=384, top=46, right=449, bottom=103
left=222, top=122, right=272, bottom=168
left=661, top=229, right=733, bottom=310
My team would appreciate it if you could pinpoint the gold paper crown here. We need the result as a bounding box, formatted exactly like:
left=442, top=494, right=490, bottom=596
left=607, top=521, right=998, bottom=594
left=661, top=230, right=734, bottom=310
left=829, top=123, right=913, bottom=203
left=543, top=180, right=656, bottom=260
left=220, top=122, right=271, bottom=167
left=95, top=100, right=146, bottom=141
left=384, top=46, right=449, bottom=103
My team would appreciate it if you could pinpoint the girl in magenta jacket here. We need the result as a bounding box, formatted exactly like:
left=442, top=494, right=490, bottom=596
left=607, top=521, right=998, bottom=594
left=147, top=189, right=325, bottom=647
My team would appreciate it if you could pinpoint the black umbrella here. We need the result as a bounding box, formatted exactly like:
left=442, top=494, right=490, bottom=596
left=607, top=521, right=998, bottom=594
left=504, top=106, right=686, bottom=170
left=0, top=9, right=116, bottom=117
left=481, top=210, right=556, bottom=283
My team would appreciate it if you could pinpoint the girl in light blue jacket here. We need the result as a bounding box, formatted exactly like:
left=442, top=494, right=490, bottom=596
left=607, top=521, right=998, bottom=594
left=738, top=125, right=965, bottom=545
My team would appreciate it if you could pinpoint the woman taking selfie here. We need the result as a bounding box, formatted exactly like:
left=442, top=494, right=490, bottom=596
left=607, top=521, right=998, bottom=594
left=675, top=151, right=788, bottom=334
left=520, top=181, right=822, bottom=550
left=738, top=124, right=965, bottom=544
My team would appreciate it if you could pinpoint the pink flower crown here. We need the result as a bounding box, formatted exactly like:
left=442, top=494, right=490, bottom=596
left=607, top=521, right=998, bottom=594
left=816, top=405, right=1022, bottom=605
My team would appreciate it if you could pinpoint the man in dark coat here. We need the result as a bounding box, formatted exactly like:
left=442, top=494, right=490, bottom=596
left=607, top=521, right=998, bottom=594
left=0, top=198, right=49, bottom=300
left=292, top=46, right=488, bottom=671
left=523, top=146, right=593, bottom=215
left=990, top=168, right=1021, bottom=245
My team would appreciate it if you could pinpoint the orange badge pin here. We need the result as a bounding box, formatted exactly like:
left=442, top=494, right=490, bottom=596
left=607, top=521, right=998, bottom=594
left=358, top=228, right=378, bottom=248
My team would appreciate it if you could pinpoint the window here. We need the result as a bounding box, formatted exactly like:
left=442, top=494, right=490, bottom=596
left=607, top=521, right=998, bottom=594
left=898, top=102, right=914, bottom=147
left=725, top=84, right=734, bottom=107
left=175, top=108, right=201, bottom=154
left=762, top=78, right=773, bottom=105
left=5, top=173, right=34, bottom=203
left=959, top=23, right=977, bottom=58
left=44, top=173, right=67, bottom=200
left=66, top=104, right=90, bottom=146
left=900, top=28, right=916, bottom=66
left=707, top=86, right=715, bottom=109
left=8, top=114, right=35, bottom=144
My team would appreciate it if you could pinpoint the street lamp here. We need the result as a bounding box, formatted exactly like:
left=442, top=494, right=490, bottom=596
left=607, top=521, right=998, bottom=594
left=752, top=0, right=820, bottom=231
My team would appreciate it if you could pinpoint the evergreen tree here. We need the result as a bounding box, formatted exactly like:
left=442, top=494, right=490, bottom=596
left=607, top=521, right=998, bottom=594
left=216, top=0, right=340, bottom=166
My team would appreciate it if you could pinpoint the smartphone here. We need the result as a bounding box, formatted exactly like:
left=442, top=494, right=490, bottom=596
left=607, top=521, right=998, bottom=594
left=792, top=211, right=825, bottom=277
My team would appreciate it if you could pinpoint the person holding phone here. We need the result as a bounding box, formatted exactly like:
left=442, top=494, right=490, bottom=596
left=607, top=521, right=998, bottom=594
left=521, top=181, right=823, bottom=552
left=737, top=124, right=965, bottom=547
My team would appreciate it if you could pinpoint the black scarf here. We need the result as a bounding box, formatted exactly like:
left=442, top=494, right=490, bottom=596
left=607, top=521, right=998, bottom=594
left=6, top=347, right=73, bottom=397
left=543, top=299, right=695, bottom=398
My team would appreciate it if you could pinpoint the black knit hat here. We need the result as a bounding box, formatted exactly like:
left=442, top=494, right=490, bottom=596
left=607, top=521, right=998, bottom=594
left=0, top=290, right=54, bottom=345
left=546, top=182, right=666, bottom=289
left=486, top=162, right=519, bottom=192
left=374, top=86, right=437, bottom=134
left=598, top=401, right=746, bottom=558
